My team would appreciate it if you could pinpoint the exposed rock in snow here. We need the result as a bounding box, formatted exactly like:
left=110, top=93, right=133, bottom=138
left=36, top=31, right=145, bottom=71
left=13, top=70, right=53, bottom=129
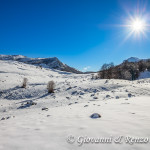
left=128, top=93, right=132, bottom=98
left=106, top=95, right=110, bottom=98
left=93, top=96, right=98, bottom=99
left=18, top=101, right=37, bottom=109
left=90, top=113, right=101, bottom=119
left=116, top=96, right=119, bottom=99
left=42, top=107, right=49, bottom=111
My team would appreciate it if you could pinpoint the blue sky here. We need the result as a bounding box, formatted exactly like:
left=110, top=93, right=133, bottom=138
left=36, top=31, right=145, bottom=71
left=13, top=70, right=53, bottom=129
left=0, top=0, right=150, bottom=71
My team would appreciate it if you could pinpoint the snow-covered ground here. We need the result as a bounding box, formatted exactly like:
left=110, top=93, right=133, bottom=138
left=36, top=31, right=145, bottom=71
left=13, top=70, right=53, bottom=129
left=138, top=70, right=150, bottom=80
left=0, top=60, right=150, bottom=150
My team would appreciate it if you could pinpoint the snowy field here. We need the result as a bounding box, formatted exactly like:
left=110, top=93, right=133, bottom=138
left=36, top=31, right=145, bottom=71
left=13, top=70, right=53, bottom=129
left=0, top=60, right=150, bottom=150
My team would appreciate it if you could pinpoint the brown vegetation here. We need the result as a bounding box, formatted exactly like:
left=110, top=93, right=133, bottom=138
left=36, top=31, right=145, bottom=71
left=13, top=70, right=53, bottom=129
left=97, top=60, right=150, bottom=80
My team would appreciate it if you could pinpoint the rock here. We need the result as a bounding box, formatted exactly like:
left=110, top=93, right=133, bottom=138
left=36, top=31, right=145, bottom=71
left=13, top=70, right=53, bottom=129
left=91, top=94, right=95, bottom=97
left=66, top=87, right=72, bottom=90
left=1, top=116, right=11, bottom=121
left=71, top=91, right=77, bottom=95
left=116, top=96, right=119, bottom=99
left=27, top=101, right=37, bottom=105
left=18, top=101, right=37, bottom=109
left=93, top=89, right=99, bottom=93
left=128, top=93, right=132, bottom=98
left=106, top=95, right=110, bottom=98
left=42, top=107, right=49, bottom=111
left=1, top=117, right=5, bottom=120
left=84, top=105, right=88, bottom=107
left=66, top=97, right=70, bottom=100
left=93, top=96, right=98, bottom=99
left=131, top=113, right=135, bottom=114
left=79, top=92, right=84, bottom=95
left=6, top=116, right=10, bottom=119
left=90, top=113, right=101, bottom=119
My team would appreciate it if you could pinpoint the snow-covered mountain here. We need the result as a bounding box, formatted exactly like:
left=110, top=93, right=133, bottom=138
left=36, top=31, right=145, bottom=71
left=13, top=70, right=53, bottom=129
left=125, top=57, right=149, bottom=63
left=126, top=57, right=141, bottom=62
left=0, top=55, right=82, bottom=74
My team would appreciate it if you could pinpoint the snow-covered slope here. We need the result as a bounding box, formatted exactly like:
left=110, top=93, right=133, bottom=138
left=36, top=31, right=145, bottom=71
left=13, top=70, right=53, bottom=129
left=0, top=54, right=26, bottom=60
left=138, top=70, right=150, bottom=79
left=0, top=55, right=82, bottom=74
left=0, top=60, right=150, bottom=150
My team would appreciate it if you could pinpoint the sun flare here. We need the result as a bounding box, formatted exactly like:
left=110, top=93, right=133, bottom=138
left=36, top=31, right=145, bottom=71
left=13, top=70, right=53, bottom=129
left=130, top=18, right=145, bottom=32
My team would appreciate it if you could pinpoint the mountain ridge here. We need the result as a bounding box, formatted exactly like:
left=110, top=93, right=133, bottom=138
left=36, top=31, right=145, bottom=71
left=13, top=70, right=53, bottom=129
left=125, top=57, right=149, bottom=63
left=0, top=54, right=82, bottom=74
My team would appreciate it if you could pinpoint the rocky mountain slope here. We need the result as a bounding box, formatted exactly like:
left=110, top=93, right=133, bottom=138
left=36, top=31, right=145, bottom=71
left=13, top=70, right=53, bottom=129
left=0, top=55, right=82, bottom=74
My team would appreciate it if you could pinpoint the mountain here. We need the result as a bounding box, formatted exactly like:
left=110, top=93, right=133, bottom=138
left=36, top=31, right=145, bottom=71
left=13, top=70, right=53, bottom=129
left=125, top=57, right=150, bottom=63
left=0, top=55, right=82, bottom=74
left=126, top=57, right=141, bottom=62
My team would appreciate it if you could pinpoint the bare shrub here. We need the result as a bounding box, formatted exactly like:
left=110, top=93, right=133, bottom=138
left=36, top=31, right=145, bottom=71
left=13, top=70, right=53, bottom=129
left=47, top=81, right=55, bottom=93
left=22, top=78, right=28, bottom=88
left=91, top=74, right=94, bottom=79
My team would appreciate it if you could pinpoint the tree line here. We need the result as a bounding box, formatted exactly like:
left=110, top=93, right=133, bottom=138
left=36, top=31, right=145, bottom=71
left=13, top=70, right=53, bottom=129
left=97, top=60, right=150, bottom=80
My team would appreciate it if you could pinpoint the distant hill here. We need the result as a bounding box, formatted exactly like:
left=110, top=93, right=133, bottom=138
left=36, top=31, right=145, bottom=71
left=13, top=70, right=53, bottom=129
left=125, top=57, right=149, bottom=63
left=126, top=57, right=141, bottom=62
left=0, top=55, right=82, bottom=74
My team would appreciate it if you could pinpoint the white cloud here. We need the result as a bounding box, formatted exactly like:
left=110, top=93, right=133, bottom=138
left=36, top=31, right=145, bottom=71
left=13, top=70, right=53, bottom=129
left=83, top=66, right=91, bottom=71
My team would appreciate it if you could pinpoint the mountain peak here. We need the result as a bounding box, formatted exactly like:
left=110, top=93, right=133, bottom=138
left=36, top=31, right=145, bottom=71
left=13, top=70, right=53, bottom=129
left=0, top=54, right=82, bottom=74
left=126, top=57, right=141, bottom=62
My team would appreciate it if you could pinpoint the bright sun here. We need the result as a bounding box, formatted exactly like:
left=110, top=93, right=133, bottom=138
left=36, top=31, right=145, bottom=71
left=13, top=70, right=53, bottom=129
left=131, top=18, right=145, bottom=32
left=120, top=15, right=149, bottom=43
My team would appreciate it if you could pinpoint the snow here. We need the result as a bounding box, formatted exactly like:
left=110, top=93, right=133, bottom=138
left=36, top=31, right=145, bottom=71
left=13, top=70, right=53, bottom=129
left=0, top=60, right=150, bottom=150
left=138, top=70, right=150, bottom=79
left=0, top=55, right=26, bottom=60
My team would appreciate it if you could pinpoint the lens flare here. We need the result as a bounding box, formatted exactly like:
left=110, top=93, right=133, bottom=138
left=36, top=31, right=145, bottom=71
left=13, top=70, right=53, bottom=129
left=131, top=18, right=145, bottom=32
